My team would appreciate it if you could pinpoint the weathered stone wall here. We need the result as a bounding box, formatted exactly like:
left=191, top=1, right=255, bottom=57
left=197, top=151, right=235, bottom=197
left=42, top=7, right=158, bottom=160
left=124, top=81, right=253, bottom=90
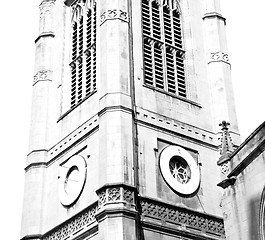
left=221, top=122, right=265, bottom=240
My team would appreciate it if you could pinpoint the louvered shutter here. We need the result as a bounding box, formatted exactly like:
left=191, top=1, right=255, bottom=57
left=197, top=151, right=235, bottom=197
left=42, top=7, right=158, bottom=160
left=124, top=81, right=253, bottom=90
left=92, top=4, right=96, bottom=90
left=154, top=43, right=164, bottom=90
left=85, top=10, right=92, bottom=95
left=141, top=0, right=186, bottom=98
left=143, top=39, right=153, bottom=86
left=70, top=1, right=97, bottom=109
left=152, top=1, right=161, bottom=40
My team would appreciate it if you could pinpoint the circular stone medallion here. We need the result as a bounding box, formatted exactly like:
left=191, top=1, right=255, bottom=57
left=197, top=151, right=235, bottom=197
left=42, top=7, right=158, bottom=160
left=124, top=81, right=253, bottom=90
left=59, top=155, right=87, bottom=206
left=159, top=145, right=200, bottom=195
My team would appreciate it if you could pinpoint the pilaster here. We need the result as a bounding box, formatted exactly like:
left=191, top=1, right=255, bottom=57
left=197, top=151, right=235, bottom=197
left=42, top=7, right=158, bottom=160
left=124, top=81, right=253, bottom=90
left=98, top=0, right=135, bottom=186
left=202, top=0, right=239, bottom=137
left=21, top=1, right=56, bottom=238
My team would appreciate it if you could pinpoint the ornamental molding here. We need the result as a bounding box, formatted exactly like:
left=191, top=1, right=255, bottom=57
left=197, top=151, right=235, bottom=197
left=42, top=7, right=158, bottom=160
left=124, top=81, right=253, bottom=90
left=96, top=183, right=136, bottom=208
left=140, top=197, right=226, bottom=238
left=100, top=9, right=128, bottom=26
left=33, top=70, right=52, bottom=85
left=43, top=202, right=98, bottom=240
left=209, top=51, right=230, bottom=65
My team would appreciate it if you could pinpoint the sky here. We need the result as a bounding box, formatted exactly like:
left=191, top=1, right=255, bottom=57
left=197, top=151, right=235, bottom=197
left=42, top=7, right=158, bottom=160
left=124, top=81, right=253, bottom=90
left=0, top=0, right=264, bottom=239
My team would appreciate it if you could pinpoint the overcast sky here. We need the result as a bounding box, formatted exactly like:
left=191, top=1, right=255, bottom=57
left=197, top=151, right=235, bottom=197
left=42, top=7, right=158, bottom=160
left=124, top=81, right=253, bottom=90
left=0, top=0, right=264, bottom=239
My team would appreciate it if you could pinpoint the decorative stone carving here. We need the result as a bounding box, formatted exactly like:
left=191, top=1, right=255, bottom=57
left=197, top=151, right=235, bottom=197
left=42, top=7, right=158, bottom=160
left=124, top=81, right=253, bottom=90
left=140, top=197, right=225, bottom=237
left=33, top=70, right=52, bottom=85
left=96, top=184, right=136, bottom=208
left=43, top=202, right=97, bottom=240
left=209, top=51, right=230, bottom=64
left=221, top=162, right=230, bottom=175
left=100, top=9, right=128, bottom=25
left=123, top=189, right=134, bottom=204
left=42, top=192, right=225, bottom=239
left=108, top=187, right=121, bottom=201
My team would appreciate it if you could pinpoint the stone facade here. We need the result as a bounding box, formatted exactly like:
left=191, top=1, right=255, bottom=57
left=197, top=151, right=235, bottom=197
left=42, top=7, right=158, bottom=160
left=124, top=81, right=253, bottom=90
left=21, top=0, right=240, bottom=239
left=218, top=122, right=265, bottom=240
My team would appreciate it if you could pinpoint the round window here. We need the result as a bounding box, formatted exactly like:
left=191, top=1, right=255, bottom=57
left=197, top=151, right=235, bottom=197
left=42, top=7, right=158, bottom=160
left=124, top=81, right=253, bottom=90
left=159, top=145, right=200, bottom=195
left=59, top=155, right=87, bottom=207
left=169, top=156, right=191, bottom=184
left=64, top=165, right=79, bottom=195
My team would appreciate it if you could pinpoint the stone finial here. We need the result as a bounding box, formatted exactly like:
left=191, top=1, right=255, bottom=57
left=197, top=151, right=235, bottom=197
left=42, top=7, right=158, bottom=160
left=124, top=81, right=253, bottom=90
left=218, top=121, right=234, bottom=165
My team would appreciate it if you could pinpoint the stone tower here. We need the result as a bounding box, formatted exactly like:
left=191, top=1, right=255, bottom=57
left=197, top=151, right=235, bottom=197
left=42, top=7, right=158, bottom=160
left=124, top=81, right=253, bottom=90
left=21, top=0, right=240, bottom=239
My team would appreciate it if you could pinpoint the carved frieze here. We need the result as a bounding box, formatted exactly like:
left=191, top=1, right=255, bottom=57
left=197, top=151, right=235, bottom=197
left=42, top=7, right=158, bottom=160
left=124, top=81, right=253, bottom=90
left=141, top=197, right=226, bottom=237
left=96, top=184, right=136, bottom=208
left=43, top=202, right=97, bottom=240
left=209, top=51, right=230, bottom=65
left=100, top=9, right=128, bottom=26
left=41, top=191, right=226, bottom=239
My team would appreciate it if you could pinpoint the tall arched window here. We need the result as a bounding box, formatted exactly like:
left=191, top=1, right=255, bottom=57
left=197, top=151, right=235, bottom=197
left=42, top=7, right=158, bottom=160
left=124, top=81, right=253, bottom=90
left=142, top=0, right=186, bottom=98
left=70, top=0, right=97, bottom=108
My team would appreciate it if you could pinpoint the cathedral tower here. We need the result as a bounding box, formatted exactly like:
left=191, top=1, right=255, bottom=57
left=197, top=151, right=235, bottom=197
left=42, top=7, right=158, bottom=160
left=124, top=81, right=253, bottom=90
left=21, top=0, right=240, bottom=239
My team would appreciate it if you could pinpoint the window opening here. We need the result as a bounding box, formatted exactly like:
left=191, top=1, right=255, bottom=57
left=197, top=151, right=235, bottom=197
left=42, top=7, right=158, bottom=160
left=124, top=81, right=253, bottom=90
left=142, top=0, right=186, bottom=97
left=70, top=0, right=97, bottom=108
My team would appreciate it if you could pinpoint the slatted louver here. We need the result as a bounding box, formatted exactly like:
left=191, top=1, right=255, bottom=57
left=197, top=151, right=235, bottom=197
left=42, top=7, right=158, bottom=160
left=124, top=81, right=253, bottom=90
left=141, top=0, right=186, bottom=98
left=152, top=1, right=161, bottom=40
left=142, top=0, right=151, bottom=36
left=92, top=4, right=97, bottom=90
left=71, top=21, right=78, bottom=108
left=77, top=58, right=83, bottom=102
left=163, top=6, right=172, bottom=45
left=176, top=52, right=186, bottom=97
left=166, top=48, right=176, bottom=94
left=86, top=10, right=92, bottom=47
left=85, top=10, right=92, bottom=95
left=77, top=16, right=84, bottom=102
left=172, top=9, right=186, bottom=97
left=143, top=39, right=153, bottom=86
left=154, top=43, right=164, bottom=90
left=78, top=17, right=84, bottom=55
left=85, top=50, right=92, bottom=94
left=173, top=10, right=182, bottom=49
left=70, top=64, right=77, bottom=107
left=72, top=22, right=78, bottom=60
left=69, top=1, right=97, bottom=109
left=92, top=48, right=96, bottom=90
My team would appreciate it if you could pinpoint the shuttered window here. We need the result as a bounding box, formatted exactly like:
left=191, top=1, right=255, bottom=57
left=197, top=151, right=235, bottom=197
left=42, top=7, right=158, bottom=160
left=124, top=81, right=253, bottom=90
left=142, top=0, right=186, bottom=98
left=70, top=0, right=97, bottom=108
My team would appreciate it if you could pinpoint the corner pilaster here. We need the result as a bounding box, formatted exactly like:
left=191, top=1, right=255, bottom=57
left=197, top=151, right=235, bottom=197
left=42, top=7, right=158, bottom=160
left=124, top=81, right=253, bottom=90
left=203, top=0, right=239, bottom=137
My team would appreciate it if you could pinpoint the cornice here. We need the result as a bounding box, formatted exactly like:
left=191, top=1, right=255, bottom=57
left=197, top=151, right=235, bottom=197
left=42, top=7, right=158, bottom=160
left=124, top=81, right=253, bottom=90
left=35, top=32, right=55, bottom=44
